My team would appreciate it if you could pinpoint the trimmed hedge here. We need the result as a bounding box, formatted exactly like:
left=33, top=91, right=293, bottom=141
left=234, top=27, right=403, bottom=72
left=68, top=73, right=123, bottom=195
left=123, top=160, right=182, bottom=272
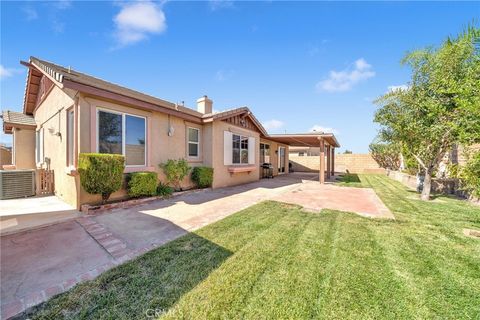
left=78, top=153, right=125, bottom=203
left=127, top=172, right=158, bottom=198
left=191, top=166, right=214, bottom=188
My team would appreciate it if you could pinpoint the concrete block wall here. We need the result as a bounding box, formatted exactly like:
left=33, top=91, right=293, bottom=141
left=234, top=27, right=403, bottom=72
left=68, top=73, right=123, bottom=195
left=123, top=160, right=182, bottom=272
left=290, top=153, right=385, bottom=174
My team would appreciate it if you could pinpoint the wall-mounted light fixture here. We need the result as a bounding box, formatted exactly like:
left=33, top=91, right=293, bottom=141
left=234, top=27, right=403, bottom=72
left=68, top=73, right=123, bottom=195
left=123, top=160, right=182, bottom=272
left=168, top=125, right=175, bottom=137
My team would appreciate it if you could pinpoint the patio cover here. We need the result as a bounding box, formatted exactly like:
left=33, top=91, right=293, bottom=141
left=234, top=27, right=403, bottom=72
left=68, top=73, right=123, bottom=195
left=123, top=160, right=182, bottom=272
left=267, top=133, right=340, bottom=183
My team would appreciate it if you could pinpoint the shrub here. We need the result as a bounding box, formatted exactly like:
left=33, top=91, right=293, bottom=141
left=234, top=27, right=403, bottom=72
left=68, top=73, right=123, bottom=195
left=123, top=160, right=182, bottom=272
left=159, top=159, right=191, bottom=190
left=451, top=150, right=480, bottom=199
left=157, top=182, right=174, bottom=197
left=191, top=166, right=214, bottom=188
left=127, top=172, right=158, bottom=198
left=78, top=153, right=125, bottom=203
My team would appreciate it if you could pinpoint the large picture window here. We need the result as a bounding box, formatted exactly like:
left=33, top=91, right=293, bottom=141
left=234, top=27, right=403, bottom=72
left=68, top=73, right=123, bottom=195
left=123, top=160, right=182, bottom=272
left=232, top=134, right=249, bottom=164
left=97, top=109, right=146, bottom=166
left=188, top=127, right=199, bottom=158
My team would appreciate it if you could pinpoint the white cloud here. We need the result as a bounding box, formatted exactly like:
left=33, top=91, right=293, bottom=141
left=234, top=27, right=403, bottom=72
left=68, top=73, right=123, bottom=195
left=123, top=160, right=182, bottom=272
left=23, top=6, right=38, bottom=20
left=309, top=125, right=339, bottom=134
left=387, top=84, right=409, bottom=92
left=209, top=0, right=235, bottom=11
left=0, top=65, right=23, bottom=80
left=262, top=119, right=285, bottom=131
left=316, top=58, right=375, bottom=92
left=215, top=69, right=234, bottom=81
left=114, top=1, right=167, bottom=47
left=54, top=0, right=72, bottom=10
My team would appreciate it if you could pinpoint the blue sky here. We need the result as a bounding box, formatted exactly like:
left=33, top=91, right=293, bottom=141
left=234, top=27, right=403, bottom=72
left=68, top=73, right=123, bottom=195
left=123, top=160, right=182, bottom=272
left=1, top=1, right=478, bottom=152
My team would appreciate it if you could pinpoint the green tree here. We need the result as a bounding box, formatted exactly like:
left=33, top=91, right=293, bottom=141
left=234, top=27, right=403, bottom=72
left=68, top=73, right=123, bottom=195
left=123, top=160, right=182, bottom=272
left=369, top=139, right=400, bottom=170
left=374, top=25, right=480, bottom=200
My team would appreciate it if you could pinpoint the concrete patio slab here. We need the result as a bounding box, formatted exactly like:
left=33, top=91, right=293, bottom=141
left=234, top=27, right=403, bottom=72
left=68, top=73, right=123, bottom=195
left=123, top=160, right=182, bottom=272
left=0, top=196, right=80, bottom=236
left=0, top=221, right=113, bottom=306
left=272, top=181, right=394, bottom=219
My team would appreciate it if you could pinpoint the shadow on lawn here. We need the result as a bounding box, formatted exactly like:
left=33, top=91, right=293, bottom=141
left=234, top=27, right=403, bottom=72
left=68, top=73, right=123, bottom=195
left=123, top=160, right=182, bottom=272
left=338, top=173, right=361, bottom=183
left=25, top=220, right=233, bottom=319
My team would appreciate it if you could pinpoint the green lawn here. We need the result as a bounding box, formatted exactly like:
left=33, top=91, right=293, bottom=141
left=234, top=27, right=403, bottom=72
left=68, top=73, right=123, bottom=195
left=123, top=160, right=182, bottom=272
left=30, top=175, right=480, bottom=319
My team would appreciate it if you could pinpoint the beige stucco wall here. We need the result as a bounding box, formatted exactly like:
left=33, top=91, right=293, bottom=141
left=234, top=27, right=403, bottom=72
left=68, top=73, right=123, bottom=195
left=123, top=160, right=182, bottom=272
left=34, top=89, right=290, bottom=208
left=12, top=128, right=36, bottom=169
left=34, top=86, right=79, bottom=207
left=76, top=96, right=211, bottom=206
left=211, top=121, right=260, bottom=188
left=290, top=153, right=384, bottom=174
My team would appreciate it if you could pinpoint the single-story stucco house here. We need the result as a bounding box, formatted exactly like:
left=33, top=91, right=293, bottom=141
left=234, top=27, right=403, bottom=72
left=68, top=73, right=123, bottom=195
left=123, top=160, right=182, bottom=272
left=1, top=57, right=339, bottom=209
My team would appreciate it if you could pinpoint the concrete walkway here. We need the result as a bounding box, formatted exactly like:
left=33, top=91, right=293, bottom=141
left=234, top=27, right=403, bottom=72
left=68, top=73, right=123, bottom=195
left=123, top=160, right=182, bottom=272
left=0, top=196, right=80, bottom=236
left=0, top=173, right=392, bottom=319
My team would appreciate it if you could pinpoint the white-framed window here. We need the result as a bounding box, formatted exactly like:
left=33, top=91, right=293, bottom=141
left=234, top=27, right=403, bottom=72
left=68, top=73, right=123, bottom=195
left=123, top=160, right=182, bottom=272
left=97, top=108, right=146, bottom=167
left=187, top=127, right=200, bottom=158
left=232, top=134, right=249, bottom=164
left=260, top=143, right=270, bottom=164
left=67, top=109, right=74, bottom=167
left=35, top=127, right=44, bottom=165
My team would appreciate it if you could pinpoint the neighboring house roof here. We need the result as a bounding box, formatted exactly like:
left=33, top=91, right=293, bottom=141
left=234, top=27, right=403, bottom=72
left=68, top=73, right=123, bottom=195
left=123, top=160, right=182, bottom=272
left=1, top=110, right=36, bottom=133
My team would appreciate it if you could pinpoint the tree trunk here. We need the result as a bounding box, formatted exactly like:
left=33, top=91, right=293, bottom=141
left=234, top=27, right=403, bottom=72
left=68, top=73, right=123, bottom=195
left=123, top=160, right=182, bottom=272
left=421, top=170, right=432, bottom=200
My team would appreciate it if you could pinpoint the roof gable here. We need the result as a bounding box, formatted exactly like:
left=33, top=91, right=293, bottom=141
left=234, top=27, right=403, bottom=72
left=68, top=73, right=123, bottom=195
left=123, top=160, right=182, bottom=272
left=203, top=107, right=268, bottom=136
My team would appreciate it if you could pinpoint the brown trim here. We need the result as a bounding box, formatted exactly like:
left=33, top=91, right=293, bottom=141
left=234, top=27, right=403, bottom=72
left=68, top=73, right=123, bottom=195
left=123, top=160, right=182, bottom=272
left=33, top=78, right=55, bottom=113
left=23, top=68, right=33, bottom=115
left=29, top=61, right=65, bottom=89
left=63, top=80, right=203, bottom=124
left=3, top=123, right=36, bottom=130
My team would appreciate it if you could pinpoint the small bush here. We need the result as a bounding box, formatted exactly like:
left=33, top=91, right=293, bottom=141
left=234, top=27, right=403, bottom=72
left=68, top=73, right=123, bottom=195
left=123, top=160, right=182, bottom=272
left=159, top=159, right=191, bottom=190
left=191, top=166, right=214, bottom=188
left=451, top=150, right=480, bottom=199
left=157, top=182, right=174, bottom=197
left=127, top=172, right=158, bottom=198
left=78, top=153, right=125, bottom=203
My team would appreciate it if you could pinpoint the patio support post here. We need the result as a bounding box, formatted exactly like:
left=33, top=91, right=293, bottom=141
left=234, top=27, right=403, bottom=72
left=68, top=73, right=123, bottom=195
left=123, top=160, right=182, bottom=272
left=331, top=147, right=335, bottom=176
left=319, top=138, right=325, bottom=184
left=326, top=145, right=331, bottom=180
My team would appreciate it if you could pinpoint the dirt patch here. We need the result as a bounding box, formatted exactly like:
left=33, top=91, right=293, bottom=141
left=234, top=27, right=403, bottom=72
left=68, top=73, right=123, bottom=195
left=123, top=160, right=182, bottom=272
left=463, top=228, right=480, bottom=239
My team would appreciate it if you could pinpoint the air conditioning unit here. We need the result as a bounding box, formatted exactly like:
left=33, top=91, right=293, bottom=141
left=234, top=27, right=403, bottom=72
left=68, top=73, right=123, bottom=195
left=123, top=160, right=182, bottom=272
left=0, top=169, right=36, bottom=200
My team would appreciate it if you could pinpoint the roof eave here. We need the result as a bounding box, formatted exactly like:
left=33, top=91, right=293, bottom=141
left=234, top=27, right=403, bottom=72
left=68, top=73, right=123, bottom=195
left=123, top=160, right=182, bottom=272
left=63, top=79, right=203, bottom=124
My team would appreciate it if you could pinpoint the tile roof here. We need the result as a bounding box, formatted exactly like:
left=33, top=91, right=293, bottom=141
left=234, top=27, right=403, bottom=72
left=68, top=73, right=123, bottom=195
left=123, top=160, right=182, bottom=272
left=29, top=56, right=204, bottom=118
left=2, top=110, right=36, bottom=126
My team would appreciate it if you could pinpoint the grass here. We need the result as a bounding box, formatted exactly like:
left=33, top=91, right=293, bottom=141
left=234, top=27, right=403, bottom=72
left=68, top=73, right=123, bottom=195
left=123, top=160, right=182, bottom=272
left=29, top=175, right=480, bottom=319
left=336, top=173, right=366, bottom=188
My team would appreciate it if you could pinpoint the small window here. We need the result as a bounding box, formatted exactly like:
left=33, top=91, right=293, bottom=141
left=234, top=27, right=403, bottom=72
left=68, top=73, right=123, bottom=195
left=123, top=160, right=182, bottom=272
left=298, top=152, right=305, bottom=157
left=188, top=127, right=199, bottom=158
left=67, top=109, right=74, bottom=166
left=232, top=134, right=249, bottom=164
